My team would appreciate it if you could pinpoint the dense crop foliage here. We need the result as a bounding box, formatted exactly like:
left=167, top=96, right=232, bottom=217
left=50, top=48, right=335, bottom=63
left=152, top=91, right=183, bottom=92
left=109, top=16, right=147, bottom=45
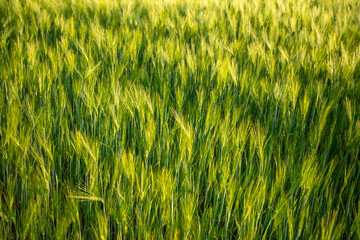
left=1, top=0, right=360, bottom=239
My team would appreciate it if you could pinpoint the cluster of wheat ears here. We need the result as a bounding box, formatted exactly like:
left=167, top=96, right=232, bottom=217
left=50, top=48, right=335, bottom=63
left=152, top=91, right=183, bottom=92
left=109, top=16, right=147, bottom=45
left=0, top=0, right=359, bottom=239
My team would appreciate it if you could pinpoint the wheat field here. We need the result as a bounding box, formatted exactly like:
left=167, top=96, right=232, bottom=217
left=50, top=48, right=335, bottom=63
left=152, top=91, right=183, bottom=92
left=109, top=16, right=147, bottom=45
left=0, top=0, right=359, bottom=239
